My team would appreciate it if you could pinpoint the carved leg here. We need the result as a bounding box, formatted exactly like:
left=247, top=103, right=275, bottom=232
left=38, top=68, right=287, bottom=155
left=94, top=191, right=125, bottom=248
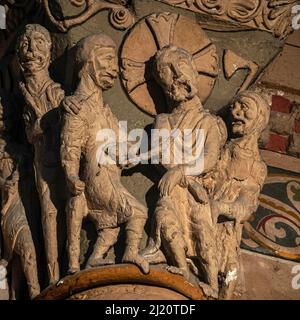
left=66, top=194, right=86, bottom=274
left=86, top=227, right=120, bottom=269
left=195, top=221, right=219, bottom=299
left=37, top=178, right=59, bottom=284
left=122, top=216, right=149, bottom=274
left=14, top=228, right=40, bottom=299
left=10, top=256, right=22, bottom=300
left=161, top=220, right=190, bottom=280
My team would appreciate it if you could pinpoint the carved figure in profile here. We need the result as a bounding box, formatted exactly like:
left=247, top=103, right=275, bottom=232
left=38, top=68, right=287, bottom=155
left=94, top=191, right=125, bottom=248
left=142, top=45, right=227, bottom=298
left=204, top=90, right=270, bottom=299
left=0, top=93, right=40, bottom=299
left=60, top=34, right=149, bottom=275
left=16, top=24, right=66, bottom=284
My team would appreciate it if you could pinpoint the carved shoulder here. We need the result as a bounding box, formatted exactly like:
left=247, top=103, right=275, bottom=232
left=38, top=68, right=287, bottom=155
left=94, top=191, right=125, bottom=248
left=202, top=112, right=228, bottom=145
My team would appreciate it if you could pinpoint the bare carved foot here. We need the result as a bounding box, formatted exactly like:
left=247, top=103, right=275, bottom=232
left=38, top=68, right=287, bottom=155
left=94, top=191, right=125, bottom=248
left=86, top=257, right=115, bottom=269
left=166, top=266, right=189, bottom=279
left=67, top=267, right=80, bottom=275
left=198, top=281, right=219, bottom=299
left=122, top=253, right=150, bottom=274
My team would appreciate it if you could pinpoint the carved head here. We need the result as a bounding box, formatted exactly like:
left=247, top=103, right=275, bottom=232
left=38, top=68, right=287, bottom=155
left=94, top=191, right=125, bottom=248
left=153, top=45, right=198, bottom=103
left=16, top=24, right=52, bottom=75
left=76, top=34, right=118, bottom=91
left=230, top=91, right=270, bottom=137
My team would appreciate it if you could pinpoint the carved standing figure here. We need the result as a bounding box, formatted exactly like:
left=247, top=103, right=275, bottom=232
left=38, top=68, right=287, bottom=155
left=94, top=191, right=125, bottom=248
left=16, top=24, right=66, bottom=284
left=0, top=93, right=40, bottom=299
left=60, top=34, right=149, bottom=275
left=142, top=45, right=227, bottom=298
left=204, top=90, right=270, bottom=299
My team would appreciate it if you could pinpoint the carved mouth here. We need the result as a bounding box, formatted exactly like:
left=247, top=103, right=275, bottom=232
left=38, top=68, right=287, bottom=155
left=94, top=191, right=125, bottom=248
left=23, top=55, right=43, bottom=64
left=232, top=119, right=245, bottom=126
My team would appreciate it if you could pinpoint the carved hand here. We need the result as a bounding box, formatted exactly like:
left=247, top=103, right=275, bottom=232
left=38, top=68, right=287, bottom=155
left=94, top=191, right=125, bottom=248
left=63, top=95, right=83, bottom=115
left=159, top=166, right=184, bottom=197
left=67, top=176, right=85, bottom=196
left=46, top=83, right=64, bottom=108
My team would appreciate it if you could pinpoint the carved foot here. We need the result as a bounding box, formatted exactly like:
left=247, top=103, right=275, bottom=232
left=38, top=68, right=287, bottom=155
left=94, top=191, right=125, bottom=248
left=122, top=253, right=150, bottom=274
left=29, top=288, right=41, bottom=300
left=67, top=267, right=80, bottom=275
left=166, top=266, right=189, bottom=280
left=198, top=281, right=219, bottom=299
left=86, top=257, right=115, bottom=269
left=142, top=248, right=167, bottom=264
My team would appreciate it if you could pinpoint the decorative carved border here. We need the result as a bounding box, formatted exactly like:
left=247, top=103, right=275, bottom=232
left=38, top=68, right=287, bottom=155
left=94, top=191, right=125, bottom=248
left=42, top=0, right=135, bottom=32
left=156, top=0, right=298, bottom=39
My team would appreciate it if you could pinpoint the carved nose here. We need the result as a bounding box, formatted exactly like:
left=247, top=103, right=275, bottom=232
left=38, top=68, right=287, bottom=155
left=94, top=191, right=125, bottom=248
left=171, top=64, right=183, bottom=79
left=28, top=40, right=35, bottom=52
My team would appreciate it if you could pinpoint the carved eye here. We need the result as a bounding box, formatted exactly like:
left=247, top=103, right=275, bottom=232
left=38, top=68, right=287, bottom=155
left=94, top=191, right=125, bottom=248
left=22, top=40, right=28, bottom=48
left=242, top=103, right=248, bottom=111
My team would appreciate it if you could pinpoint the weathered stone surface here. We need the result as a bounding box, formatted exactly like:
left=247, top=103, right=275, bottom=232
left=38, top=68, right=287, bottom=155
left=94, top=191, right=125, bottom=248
left=236, top=250, right=300, bottom=300
left=261, top=44, right=300, bottom=94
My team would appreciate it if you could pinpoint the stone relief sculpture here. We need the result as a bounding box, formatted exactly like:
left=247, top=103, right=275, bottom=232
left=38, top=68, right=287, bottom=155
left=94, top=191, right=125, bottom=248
left=141, top=45, right=228, bottom=299
left=0, top=0, right=277, bottom=300
left=120, top=12, right=219, bottom=115
left=209, top=91, right=270, bottom=299
left=16, top=24, right=66, bottom=285
left=60, top=34, right=149, bottom=275
left=143, top=49, right=270, bottom=298
left=42, top=0, right=135, bottom=32
left=157, top=0, right=297, bottom=39
left=0, top=94, right=40, bottom=299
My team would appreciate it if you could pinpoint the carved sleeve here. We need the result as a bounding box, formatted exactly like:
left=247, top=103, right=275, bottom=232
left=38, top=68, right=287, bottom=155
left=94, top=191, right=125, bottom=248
left=202, top=116, right=225, bottom=174
left=61, top=113, right=87, bottom=181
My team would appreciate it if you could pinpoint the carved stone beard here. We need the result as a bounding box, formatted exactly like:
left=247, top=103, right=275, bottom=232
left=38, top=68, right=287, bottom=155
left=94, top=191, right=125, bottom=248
left=167, top=77, right=198, bottom=103
left=96, top=70, right=116, bottom=91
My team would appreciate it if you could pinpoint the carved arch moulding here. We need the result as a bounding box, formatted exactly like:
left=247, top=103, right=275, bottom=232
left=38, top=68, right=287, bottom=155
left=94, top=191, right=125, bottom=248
left=156, top=0, right=299, bottom=39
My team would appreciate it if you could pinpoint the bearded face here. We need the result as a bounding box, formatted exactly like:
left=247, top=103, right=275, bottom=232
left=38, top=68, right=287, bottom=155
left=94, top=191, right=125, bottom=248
left=90, top=47, right=118, bottom=91
left=18, top=30, right=51, bottom=75
left=231, top=96, right=258, bottom=136
left=156, top=56, right=198, bottom=103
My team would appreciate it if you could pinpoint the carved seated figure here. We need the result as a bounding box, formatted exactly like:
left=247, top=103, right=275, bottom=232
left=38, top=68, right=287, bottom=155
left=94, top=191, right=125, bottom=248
left=0, top=93, right=40, bottom=299
left=60, top=34, right=149, bottom=275
left=142, top=45, right=227, bottom=298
